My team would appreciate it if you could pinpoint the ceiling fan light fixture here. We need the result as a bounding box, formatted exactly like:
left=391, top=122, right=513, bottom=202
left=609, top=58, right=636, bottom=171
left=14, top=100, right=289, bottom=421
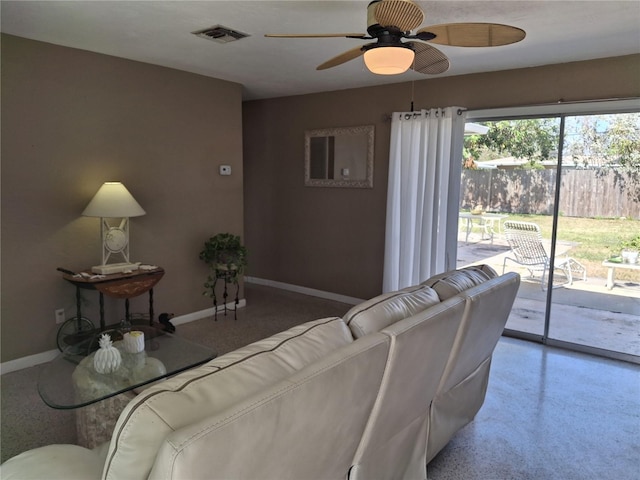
left=363, top=46, right=415, bottom=75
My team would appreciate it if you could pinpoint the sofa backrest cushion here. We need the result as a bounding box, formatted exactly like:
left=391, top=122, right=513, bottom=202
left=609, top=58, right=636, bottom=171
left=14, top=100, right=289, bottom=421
left=148, top=333, right=391, bottom=480
left=348, top=296, right=466, bottom=480
left=344, top=285, right=441, bottom=338
left=421, top=264, right=498, bottom=301
left=102, top=316, right=353, bottom=480
left=437, top=271, right=520, bottom=394
left=426, top=272, right=520, bottom=462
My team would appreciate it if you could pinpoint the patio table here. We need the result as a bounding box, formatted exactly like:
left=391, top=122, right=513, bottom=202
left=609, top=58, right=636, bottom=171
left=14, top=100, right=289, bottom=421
left=602, top=260, right=640, bottom=290
left=459, top=212, right=508, bottom=244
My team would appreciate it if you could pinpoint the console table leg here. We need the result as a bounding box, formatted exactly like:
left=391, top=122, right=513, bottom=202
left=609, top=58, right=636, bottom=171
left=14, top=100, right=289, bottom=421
left=75, top=287, right=82, bottom=326
left=99, top=293, right=105, bottom=331
left=123, top=298, right=131, bottom=331
left=149, top=288, right=155, bottom=326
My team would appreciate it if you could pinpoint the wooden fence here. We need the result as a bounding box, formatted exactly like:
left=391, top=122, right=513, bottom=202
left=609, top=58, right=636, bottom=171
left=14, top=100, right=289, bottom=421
left=460, top=169, right=640, bottom=218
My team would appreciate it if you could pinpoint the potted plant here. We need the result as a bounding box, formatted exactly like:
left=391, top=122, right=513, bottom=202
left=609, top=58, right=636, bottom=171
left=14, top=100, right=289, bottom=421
left=619, top=235, right=640, bottom=264
left=199, top=233, right=248, bottom=298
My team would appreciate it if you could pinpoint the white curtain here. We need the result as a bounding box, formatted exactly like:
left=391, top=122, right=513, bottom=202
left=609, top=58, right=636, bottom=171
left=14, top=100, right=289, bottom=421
left=383, top=107, right=466, bottom=292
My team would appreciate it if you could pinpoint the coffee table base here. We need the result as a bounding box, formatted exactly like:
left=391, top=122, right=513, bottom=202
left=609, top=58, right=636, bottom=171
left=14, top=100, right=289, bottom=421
left=76, top=391, right=135, bottom=448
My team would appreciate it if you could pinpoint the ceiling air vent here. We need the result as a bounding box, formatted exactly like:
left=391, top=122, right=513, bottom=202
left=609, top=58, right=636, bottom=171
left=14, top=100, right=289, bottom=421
left=192, top=25, right=250, bottom=44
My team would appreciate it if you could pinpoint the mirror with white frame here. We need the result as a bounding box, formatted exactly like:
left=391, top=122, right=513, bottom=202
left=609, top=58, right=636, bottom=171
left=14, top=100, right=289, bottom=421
left=304, top=125, right=374, bottom=188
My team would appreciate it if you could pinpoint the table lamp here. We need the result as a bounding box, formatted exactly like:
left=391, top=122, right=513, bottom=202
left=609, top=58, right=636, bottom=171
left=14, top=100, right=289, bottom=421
left=82, top=182, right=146, bottom=274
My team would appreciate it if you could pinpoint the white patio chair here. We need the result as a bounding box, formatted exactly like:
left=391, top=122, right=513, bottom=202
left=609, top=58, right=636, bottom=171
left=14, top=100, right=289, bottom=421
left=502, top=221, right=586, bottom=290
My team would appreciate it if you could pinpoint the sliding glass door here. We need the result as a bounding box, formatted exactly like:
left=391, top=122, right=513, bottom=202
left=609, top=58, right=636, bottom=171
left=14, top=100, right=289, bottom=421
left=460, top=101, right=639, bottom=363
left=548, top=112, right=640, bottom=359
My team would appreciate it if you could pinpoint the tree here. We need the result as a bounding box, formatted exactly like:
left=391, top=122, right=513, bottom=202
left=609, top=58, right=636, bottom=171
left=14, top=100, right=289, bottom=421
left=565, top=113, right=640, bottom=174
left=465, top=114, right=640, bottom=175
left=564, top=113, right=640, bottom=201
left=464, top=118, right=559, bottom=169
left=463, top=113, right=640, bottom=204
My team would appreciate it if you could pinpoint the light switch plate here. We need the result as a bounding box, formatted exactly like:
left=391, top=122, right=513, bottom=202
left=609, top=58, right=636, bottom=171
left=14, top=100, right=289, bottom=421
left=219, top=165, right=232, bottom=176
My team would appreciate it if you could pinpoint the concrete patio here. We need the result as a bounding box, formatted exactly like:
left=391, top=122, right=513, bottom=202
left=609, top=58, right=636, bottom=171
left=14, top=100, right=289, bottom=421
left=457, top=230, right=640, bottom=358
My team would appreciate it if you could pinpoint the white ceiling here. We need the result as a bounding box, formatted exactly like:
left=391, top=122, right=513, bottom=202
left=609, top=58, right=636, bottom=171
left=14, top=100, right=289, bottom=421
left=1, top=1, right=639, bottom=100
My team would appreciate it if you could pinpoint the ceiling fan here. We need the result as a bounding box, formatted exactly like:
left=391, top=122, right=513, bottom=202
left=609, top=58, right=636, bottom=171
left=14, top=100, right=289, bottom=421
left=265, top=0, right=526, bottom=75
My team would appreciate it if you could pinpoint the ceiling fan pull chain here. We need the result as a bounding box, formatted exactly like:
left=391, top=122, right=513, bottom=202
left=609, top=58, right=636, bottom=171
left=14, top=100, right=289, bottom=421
left=410, top=78, right=415, bottom=112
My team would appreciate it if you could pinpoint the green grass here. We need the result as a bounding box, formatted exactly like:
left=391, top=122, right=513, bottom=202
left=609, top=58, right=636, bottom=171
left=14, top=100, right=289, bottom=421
left=498, top=214, right=639, bottom=280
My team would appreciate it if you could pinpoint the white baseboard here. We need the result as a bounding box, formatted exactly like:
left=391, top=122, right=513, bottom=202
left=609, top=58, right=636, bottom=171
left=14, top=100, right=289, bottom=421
left=245, top=276, right=364, bottom=305
left=0, top=299, right=246, bottom=375
left=0, top=349, right=60, bottom=375
left=171, top=299, right=247, bottom=326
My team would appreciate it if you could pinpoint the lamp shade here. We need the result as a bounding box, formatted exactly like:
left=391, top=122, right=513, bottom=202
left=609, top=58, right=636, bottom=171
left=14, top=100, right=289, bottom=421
left=363, top=46, right=415, bottom=75
left=82, top=182, right=146, bottom=218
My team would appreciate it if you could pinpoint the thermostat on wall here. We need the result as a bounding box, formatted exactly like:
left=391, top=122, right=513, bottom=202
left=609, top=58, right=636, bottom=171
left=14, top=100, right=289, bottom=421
left=219, top=165, right=232, bottom=176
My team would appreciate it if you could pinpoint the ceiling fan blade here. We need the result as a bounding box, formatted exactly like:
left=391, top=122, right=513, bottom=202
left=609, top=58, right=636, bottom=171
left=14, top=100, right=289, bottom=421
left=407, top=42, right=450, bottom=74
left=317, top=45, right=366, bottom=70
left=419, top=23, right=526, bottom=47
left=372, top=0, right=424, bottom=32
left=265, top=33, right=367, bottom=39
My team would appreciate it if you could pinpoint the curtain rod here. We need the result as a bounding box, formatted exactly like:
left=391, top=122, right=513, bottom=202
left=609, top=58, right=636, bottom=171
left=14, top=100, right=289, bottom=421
left=468, top=97, right=640, bottom=121
left=383, top=108, right=466, bottom=122
left=467, top=97, right=640, bottom=122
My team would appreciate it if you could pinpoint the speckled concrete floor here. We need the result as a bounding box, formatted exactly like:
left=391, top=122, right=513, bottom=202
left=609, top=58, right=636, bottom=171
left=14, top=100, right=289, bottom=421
left=427, top=337, right=640, bottom=480
left=457, top=235, right=640, bottom=357
left=2, top=284, right=639, bottom=479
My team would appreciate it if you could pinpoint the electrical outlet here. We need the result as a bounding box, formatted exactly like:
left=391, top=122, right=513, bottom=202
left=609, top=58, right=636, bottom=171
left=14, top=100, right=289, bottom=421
left=55, top=308, right=65, bottom=324
left=219, top=165, right=232, bottom=176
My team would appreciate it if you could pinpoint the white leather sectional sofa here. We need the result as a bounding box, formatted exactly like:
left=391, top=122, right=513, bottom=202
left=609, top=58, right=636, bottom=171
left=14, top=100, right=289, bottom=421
left=1, top=265, right=520, bottom=480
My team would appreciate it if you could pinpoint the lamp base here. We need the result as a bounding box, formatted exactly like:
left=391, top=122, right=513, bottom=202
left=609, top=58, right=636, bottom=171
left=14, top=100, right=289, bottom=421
left=91, top=262, right=141, bottom=275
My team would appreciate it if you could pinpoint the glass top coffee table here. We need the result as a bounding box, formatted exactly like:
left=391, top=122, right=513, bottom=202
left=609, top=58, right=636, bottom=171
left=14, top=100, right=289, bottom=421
left=38, top=325, right=216, bottom=410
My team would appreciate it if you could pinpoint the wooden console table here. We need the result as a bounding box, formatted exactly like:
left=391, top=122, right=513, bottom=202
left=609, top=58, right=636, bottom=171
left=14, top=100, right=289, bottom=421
left=60, top=266, right=165, bottom=331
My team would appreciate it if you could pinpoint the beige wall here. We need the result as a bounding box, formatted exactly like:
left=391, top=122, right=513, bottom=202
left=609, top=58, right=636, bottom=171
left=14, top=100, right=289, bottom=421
left=2, top=33, right=638, bottom=364
left=1, top=35, right=244, bottom=362
left=243, top=55, right=640, bottom=300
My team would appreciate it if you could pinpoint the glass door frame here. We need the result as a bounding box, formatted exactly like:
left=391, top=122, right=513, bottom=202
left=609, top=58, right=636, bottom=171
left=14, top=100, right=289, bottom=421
left=463, top=98, right=640, bottom=364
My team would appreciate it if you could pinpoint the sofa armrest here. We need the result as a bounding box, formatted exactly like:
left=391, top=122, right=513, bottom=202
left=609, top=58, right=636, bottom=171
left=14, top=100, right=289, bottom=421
left=0, top=444, right=105, bottom=480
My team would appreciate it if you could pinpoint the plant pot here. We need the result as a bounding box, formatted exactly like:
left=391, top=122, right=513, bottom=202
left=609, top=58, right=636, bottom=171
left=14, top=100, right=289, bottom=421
left=621, top=249, right=639, bottom=264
